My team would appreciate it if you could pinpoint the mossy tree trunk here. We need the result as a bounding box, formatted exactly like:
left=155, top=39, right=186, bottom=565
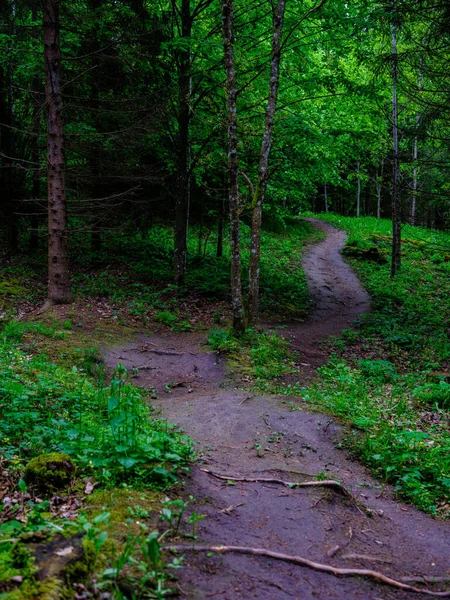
left=391, top=11, right=401, bottom=277
left=222, top=0, right=245, bottom=334
left=247, top=0, right=286, bottom=326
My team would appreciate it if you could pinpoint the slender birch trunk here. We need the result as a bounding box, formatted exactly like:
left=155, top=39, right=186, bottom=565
left=222, top=0, right=245, bottom=334
left=391, top=10, right=401, bottom=277
left=248, top=0, right=286, bottom=326
left=44, top=0, right=71, bottom=304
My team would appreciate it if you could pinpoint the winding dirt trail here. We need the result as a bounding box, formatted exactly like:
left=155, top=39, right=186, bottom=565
left=105, top=221, right=450, bottom=600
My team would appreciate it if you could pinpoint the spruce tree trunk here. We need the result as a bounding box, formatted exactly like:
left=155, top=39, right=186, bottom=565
left=174, top=0, right=191, bottom=285
left=88, top=0, right=102, bottom=252
left=44, top=0, right=71, bottom=304
left=411, top=56, right=422, bottom=227
left=391, top=14, right=401, bottom=277
left=30, top=5, right=41, bottom=250
left=0, top=64, right=18, bottom=254
left=222, top=0, right=245, bottom=334
left=247, top=0, right=286, bottom=326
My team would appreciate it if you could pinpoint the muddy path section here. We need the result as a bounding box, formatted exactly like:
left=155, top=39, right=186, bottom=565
left=151, top=392, right=450, bottom=600
left=104, top=221, right=450, bottom=599
left=276, top=218, right=370, bottom=376
left=104, top=332, right=225, bottom=395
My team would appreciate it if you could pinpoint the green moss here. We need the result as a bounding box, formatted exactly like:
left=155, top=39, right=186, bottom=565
left=24, top=453, right=75, bottom=490
left=86, top=488, right=159, bottom=521
left=0, top=279, right=27, bottom=298
left=3, top=577, right=63, bottom=600
left=63, top=538, right=96, bottom=585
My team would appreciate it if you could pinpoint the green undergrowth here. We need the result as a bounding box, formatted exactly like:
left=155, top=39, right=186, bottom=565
left=71, top=219, right=319, bottom=318
left=296, top=213, right=450, bottom=515
left=0, top=319, right=196, bottom=598
left=207, top=327, right=295, bottom=381
left=4, top=219, right=320, bottom=323
left=0, top=320, right=193, bottom=486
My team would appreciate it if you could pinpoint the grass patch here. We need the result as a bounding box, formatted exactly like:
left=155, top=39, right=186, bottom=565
left=207, top=327, right=295, bottom=381
left=296, top=213, right=450, bottom=515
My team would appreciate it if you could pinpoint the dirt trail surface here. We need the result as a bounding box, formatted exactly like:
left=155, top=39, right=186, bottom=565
left=104, top=221, right=450, bottom=599
left=278, top=218, right=371, bottom=378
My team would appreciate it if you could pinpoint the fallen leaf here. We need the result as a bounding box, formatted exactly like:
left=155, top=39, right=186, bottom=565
left=84, top=480, right=95, bottom=495
left=55, top=546, right=74, bottom=557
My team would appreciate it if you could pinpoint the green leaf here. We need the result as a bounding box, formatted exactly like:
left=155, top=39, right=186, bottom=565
left=118, top=457, right=139, bottom=469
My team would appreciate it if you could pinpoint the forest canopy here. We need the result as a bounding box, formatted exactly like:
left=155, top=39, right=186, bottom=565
left=1, top=0, right=450, bottom=320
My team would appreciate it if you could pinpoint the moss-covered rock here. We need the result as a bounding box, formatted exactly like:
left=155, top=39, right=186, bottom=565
left=24, top=453, right=75, bottom=490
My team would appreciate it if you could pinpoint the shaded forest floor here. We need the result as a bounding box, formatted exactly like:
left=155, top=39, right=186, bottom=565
left=102, top=219, right=450, bottom=599
left=1, top=217, right=450, bottom=598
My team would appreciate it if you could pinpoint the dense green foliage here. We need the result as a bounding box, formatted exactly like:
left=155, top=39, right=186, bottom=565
left=0, top=321, right=192, bottom=486
left=2, top=0, right=450, bottom=260
left=299, top=215, right=450, bottom=514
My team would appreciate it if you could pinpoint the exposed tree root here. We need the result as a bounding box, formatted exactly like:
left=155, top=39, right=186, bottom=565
left=35, top=299, right=56, bottom=315
left=164, top=545, right=450, bottom=597
left=200, top=468, right=370, bottom=514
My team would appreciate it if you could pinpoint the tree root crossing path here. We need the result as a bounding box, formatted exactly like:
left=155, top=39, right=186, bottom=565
left=105, top=220, right=450, bottom=600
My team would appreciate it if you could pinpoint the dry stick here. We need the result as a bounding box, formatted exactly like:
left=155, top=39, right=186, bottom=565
left=201, top=469, right=351, bottom=497
left=163, top=545, right=450, bottom=597
left=200, top=469, right=371, bottom=515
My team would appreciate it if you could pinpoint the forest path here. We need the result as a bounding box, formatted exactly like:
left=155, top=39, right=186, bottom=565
left=104, top=221, right=450, bottom=600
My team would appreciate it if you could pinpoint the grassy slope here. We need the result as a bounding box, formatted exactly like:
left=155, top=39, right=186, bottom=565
left=302, top=214, right=450, bottom=515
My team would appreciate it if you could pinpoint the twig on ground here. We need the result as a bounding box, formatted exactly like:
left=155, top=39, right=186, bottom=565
left=341, top=553, right=392, bottom=564
left=200, top=468, right=371, bottom=515
left=400, top=577, right=450, bottom=585
left=163, top=545, right=450, bottom=597
left=238, top=395, right=254, bottom=405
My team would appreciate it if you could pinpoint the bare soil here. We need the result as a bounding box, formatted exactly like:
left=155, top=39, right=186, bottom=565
left=104, top=220, right=450, bottom=600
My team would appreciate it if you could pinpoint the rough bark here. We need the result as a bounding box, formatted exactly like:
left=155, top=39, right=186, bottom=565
left=222, top=0, right=245, bottom=334
left=0, top=64, right=17, bottom=254
left=411, top=55, right=422, bottom=227
left=88, top=0, right=102, bottom=252
left=44, top=0, right=71, bottom=304
left=173, top=0, right=191, bottom=285
left=30, top=5, right=42, bottom=250
left=247, top=0, right=286, bottom=326
left=391, top=13, right=401, bottom=277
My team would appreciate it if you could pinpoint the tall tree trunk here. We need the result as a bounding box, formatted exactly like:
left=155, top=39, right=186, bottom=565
left=356, top=161, right=361, bottom=217
left=222, top=0, right=245, bottom=334
left=411, top=55, right=422, bottom=227
left=324, top=182, right=328, bottom=212
left=391, top=12, right=401, bottom=277
left=0, top=64, right=17, bottom=254
left=44, top=0, right=71, bottom=304
left=89, top=0, right=102, bottom=252
left=173, top=0, right=191, bottom=285
left=247, top=0, right=286, bottom=326
left=30, top=5, right=41, bottom=250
